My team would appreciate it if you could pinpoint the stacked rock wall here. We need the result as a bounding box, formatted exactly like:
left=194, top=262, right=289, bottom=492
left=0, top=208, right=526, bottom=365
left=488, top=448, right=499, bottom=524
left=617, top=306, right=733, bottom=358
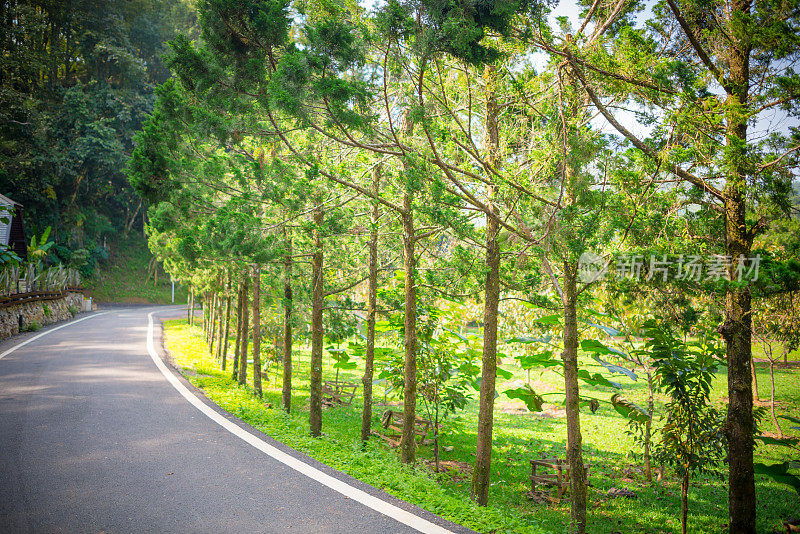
left=0, top=292, right=85, bottom=339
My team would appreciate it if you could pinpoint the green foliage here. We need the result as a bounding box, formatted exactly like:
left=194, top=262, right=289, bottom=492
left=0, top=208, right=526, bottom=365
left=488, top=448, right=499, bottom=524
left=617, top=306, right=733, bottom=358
left=22, top=321, right=42, bottom=333
left=1, top=0, right=197, bottom=273
left=646, top=321, right=727, bottom=478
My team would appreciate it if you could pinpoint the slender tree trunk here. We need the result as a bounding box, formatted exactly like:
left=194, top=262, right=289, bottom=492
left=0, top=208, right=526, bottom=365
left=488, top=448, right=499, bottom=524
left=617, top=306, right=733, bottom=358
left=750, top=357, right=759, bottom=401
left=399, top=193, right=418, bottom=464
left=203, top=293, right=208, bottom=340
left=472, top=64, right=501, bottom=506
left=232, top=281, right=244, bottom=380
left=238, top=278, right=250, bottom=386
left=187, top=287, right=193, bottom=325
left=310, top=207, right=325, bottom=437
left=215, top=291, right=224, bottom=361
left=644, top=371, right=655, bottom=482
left=681, top=471, right=689, bottom=534
left=210, top=292, right=218, bottom=356
left=770, top=361, right=783, bottom=437
left=563, top=265, right=587, bottom=534
left=472, top=208, right=499, bottom=505
left=360, top=168, right=381, bottom=443
left=282, top=229, right=293, bottom=413
left=221, top=272, right=232, bottom=371
left=252, top=266, right=262, bottom=397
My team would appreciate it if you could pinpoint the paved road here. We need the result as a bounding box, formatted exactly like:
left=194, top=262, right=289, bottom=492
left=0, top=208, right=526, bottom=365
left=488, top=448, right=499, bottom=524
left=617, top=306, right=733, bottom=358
left=0, top=307, right=470, bottom=534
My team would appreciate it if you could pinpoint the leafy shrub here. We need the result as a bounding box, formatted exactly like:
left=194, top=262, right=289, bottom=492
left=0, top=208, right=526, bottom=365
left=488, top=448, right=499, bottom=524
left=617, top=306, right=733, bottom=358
left=68, top=305, right=80, bottom=317
left=22, top=321, right=42, bottom=332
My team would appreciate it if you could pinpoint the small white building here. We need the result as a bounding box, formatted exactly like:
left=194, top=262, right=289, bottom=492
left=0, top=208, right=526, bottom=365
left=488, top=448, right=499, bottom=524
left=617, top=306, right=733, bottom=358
left=0, top=193, right=27, bottom=261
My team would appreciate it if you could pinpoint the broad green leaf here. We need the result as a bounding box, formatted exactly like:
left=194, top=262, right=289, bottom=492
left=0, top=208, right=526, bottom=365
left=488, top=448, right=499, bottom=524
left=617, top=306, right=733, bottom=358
left=533, top=314, right=561, bottom=326
left=591, top=354, right=637, bottom=381
left=611, top=393, right=650, bottom=424
left=580, top=339, right=626, bottom=358
left=496, top=368, right=513, bottom=380
left=577, top=369, right=621, bottom=389
left=504, top=386, right=544, bottom=412
left=516, top=350, right=559, bottom=370
left=584, top=320, right=620, bottom=337
left=506, top=335, right=552, bottom=344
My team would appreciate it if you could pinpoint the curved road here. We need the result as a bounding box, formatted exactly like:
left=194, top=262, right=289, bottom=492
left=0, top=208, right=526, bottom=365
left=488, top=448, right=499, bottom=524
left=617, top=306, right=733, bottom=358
left=0, top=307, right=472, bottom=534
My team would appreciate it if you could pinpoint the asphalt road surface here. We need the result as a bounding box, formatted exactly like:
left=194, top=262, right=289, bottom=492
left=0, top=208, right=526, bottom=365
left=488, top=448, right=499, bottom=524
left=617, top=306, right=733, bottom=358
left=0, top=306, right=472, bottom=534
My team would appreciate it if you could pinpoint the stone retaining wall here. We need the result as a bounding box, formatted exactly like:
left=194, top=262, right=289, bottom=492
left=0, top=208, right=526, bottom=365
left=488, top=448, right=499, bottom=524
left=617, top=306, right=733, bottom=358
left=0, top=291, right=86, bottom=339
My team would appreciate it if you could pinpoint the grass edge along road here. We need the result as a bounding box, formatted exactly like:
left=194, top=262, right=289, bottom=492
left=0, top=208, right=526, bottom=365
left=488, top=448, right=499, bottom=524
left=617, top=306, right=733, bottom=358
left=161, top=319, right=799, bottom=534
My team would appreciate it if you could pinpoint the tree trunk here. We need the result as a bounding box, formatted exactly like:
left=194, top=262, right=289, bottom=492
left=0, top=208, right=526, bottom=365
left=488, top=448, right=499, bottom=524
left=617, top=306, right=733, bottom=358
left=721, top=148, right=756, bottom=534
left=361, top=167, right=380, bottom=443
left=208, top=291, right=217, bottom=357
left=309, top=207, right=324, bottom=437
left=202, top=293, right=208, bottom=340
left=750, top=357, right=759, bottom=401
left=252, top=266, right=262, bottom=397
left=770, top=361, right=783, bottom=437
left=472, top=210, right=499, bottom=505
left=238, top=277, right=249, bottom=386
left=232, top=281, right=244, bottom=380
left=221, top=272, right=232, bottom=371
left=282, top=229, right=293, bottom=413
left=563, top=265, right=587, bottom=534
left=123, top=199, right=142, bottom=237
left=681, top=470, right=689, bottom=534
left=187, top=287, right=193, bottom=325
left=472, top=64, right=501, bottom=507
left=644, top=371, right=655, bottom=482
left=399, top=194, right=418, bottom=465
left=721, top=6, right=756, bottom=530
left=214, top=291, right=224, bottom=361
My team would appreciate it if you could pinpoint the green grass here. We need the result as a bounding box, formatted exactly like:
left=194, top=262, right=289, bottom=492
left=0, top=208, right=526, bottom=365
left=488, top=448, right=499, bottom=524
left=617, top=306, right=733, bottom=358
left=85, top=235, right=188, bottom=304
left=162, top=319, right=800, bottom=534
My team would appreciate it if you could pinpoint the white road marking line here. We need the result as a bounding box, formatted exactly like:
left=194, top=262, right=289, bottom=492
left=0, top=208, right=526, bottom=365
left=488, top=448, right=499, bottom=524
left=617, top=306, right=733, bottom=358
left=0, top=312, right=109, bottom=361
left=146, top=311, right=458, bottom=534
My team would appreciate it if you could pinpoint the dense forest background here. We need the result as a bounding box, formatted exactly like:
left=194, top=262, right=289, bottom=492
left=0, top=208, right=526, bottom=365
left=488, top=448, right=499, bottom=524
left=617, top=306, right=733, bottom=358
left=0, top=0, right=196, bottom=277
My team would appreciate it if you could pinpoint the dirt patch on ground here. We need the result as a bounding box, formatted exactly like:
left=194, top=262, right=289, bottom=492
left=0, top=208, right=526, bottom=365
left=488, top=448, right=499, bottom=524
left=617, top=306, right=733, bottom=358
left=497, top=399, right=531, bottom=414
left=424, top=459, right=473, bottom=482
left=537, top=406, right=567, bottom=418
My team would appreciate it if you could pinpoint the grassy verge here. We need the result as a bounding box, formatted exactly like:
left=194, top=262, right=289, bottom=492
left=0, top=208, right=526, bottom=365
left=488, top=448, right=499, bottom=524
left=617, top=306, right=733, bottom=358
left=85, top=236, right=188, bottom=304
left=162, top=319, right=799, bottom=534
